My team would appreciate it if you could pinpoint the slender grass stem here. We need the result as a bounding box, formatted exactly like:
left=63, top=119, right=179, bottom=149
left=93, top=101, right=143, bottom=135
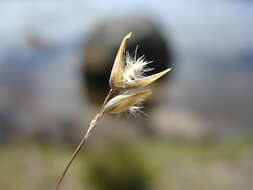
left=53, top=89, right=113, bottom=190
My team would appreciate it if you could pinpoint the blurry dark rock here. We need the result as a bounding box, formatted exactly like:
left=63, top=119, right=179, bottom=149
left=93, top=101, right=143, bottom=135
left=81, top=16, right=173, bottom=106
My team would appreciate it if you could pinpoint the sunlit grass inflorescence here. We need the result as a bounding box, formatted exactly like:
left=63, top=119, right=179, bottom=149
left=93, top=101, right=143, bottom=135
left=106, top=32, right=171, bottom=114
left=109, top=32, right=171, bottom=92
left=54, top=32, right=171, bottom=190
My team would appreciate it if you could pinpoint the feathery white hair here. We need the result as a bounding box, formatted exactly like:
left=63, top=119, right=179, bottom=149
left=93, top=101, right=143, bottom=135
left=122, top=47, right=153, bottom=83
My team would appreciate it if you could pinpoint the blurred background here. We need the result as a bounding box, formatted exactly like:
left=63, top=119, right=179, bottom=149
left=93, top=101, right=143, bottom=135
left=0, top=0, right=253, bottom=190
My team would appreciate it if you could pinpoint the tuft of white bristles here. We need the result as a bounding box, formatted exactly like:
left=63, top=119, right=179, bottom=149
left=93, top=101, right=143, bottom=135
left=119, top=47, right=154, bottom=116
left=129, top=105, right=143, bottom=116
left=123, top=47, right=153, bottom=83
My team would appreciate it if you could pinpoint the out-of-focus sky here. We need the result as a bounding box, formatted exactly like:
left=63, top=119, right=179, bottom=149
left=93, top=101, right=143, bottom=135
left=0, top=0, right=253, bottom=139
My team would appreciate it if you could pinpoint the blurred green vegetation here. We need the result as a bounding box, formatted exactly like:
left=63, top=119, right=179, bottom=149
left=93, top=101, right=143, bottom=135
left=0, top=137, right=252, bottom=190
left=82, top=141, right=152, bottom=190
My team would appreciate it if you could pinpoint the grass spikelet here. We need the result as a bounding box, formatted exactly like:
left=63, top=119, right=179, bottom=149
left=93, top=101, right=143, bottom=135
left=53, top=33, right=171, bottom=190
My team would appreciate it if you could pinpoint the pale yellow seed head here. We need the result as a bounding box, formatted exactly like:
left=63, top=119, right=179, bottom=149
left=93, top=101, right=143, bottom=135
left=109, top=32, right=132, bottom=89
left=104, top=90, right=152, bottom=114
left=124, top=68, right=171, bottom=89
left=109, top=33, right=171, bottom=90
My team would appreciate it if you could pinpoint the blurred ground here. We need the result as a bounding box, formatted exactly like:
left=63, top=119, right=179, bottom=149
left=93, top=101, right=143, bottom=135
left=0, top=0, right=253, bottom=140
left=0, top=138, right=253, bottom=190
